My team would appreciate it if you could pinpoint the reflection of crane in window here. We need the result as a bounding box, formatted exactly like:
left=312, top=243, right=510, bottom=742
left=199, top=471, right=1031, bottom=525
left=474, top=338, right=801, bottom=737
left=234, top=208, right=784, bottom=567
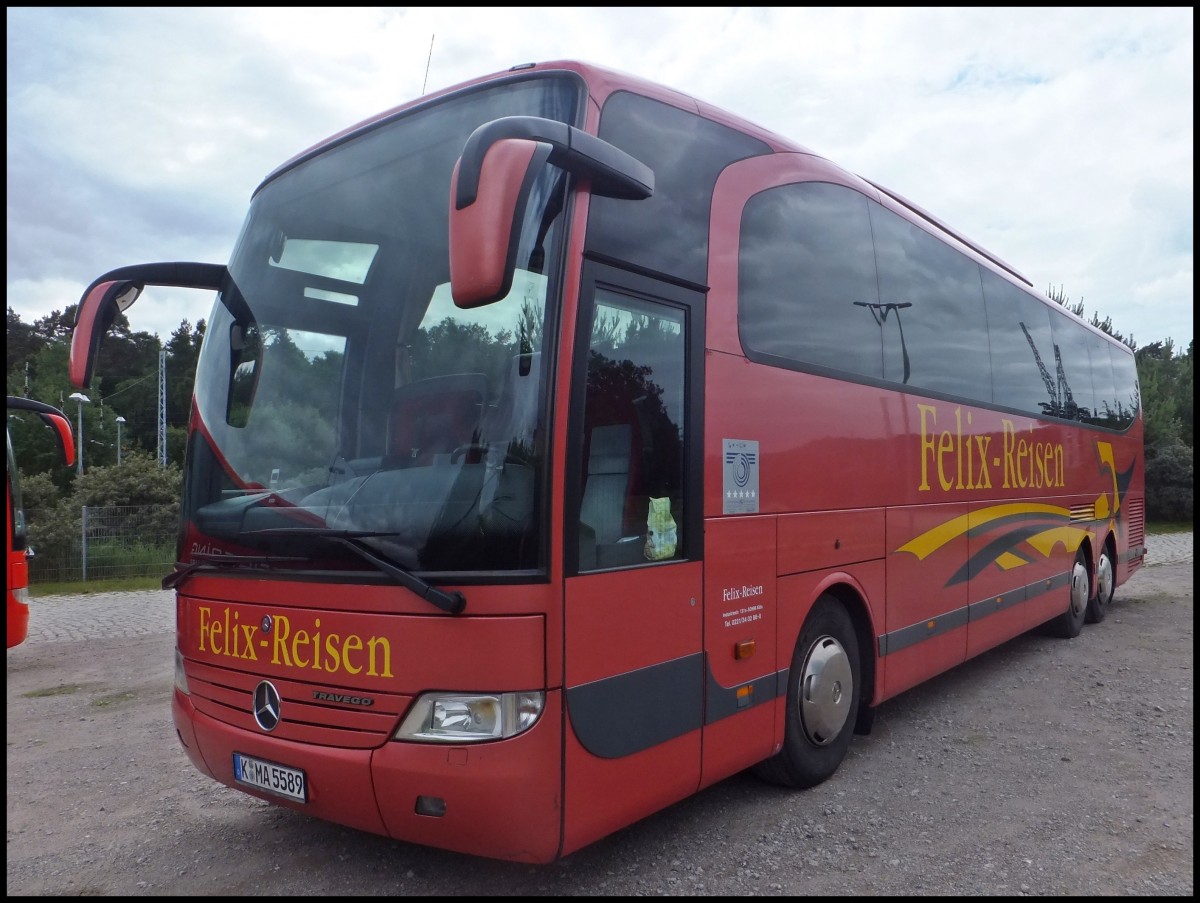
left=1053, top=343, right=1081, bottom=419
left=1019, top=321, right=1087, bottom=420
left=855, top=301, right=912, bottom=384
left=1020, top=321, right=1059, bottom=416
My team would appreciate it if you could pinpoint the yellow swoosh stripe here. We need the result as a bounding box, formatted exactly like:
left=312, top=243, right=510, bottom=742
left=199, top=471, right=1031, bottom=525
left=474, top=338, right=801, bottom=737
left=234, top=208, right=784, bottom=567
left=1025, top=525, right=1092, bottom=558
left=898, top=502, right=1069, bottom=560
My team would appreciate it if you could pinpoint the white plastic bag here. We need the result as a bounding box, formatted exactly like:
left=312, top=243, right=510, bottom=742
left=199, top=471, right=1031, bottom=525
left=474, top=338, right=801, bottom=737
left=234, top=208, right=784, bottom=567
left=644, top=496, right=677, bottom=560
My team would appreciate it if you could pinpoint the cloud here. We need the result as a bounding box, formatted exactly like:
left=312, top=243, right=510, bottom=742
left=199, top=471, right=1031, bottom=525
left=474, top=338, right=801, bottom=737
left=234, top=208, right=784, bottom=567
left=6, top=6, right=1193, bottom=349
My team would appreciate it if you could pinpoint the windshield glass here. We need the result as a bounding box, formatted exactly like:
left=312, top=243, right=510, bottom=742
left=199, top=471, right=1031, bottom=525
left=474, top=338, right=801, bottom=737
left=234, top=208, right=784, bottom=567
left=8, top=429, right=28, bottom=551
left=186, top=75, right=580, bottom=576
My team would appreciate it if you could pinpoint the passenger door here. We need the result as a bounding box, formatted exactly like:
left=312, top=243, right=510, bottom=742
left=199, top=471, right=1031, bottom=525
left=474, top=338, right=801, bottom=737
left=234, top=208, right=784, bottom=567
left=562, top=261, right=704, bottom=854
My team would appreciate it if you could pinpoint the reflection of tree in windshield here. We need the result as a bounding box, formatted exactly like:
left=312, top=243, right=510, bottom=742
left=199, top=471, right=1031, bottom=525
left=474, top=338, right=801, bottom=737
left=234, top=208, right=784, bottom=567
left=409, top=295, right=544, bottom=386
left=586, top=311, right=684, bottom=503
left=229, top=327, right=342, bottom=488
left=410, top=319, right=514, bottom=386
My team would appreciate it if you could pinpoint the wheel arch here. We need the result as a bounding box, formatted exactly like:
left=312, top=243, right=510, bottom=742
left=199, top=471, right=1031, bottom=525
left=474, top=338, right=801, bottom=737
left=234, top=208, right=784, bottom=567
left=819, top=581, right=878, bottom=712
left=1076, top=533, right=1097, bottom=592
left=790, top=574, right=879, bottom=713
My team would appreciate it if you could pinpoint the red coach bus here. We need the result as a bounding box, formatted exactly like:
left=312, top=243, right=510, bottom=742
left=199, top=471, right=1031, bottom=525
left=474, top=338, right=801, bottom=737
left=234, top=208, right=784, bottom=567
left=68, top=60, right=1144, bottom=862
left=7, top=396, right=75, bottom=647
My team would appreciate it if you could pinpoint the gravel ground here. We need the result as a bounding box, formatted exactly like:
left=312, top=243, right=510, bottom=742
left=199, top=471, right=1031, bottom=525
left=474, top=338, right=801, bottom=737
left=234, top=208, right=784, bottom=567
left=6, top=541, right=1193, bottom=896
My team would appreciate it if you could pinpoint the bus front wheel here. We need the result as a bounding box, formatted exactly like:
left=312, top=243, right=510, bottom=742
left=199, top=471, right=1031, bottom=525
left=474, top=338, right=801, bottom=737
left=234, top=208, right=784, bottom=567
left=753, top=595, right=860, bottom=789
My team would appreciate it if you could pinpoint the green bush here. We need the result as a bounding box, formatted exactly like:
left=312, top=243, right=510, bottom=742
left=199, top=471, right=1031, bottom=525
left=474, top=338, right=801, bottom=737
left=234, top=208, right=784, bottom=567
left=1145, top=438, right=1194, bottom=523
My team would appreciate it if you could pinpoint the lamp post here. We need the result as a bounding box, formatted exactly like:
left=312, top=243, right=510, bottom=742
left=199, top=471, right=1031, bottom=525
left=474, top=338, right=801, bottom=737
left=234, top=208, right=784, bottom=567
left=115, top=415, right=126, bottom=465
left=68, top=392, right=90, bottom=476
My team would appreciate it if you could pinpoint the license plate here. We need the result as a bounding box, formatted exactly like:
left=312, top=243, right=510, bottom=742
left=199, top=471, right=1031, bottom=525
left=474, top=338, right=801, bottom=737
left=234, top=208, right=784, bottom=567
left=233, top=753, right=307, bottom=803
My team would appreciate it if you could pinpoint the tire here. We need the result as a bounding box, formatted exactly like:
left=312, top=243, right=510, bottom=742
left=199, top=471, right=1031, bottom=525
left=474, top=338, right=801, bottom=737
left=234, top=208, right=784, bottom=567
left=1048, top=547, right=1089, bottom=639
left=753, top=595, right=861, bottom=789
left=1086, top=543, right=1115, bottom=624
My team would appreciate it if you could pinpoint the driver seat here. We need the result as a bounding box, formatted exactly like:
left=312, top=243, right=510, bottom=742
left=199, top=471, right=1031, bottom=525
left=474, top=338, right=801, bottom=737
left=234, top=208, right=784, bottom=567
left=388, top=373, right=487, bottom=466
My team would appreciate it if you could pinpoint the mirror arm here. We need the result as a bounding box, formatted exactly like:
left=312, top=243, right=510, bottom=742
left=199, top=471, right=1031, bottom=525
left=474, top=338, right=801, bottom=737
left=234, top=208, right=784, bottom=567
left=80, top=262, right=227, bottom=299
left=455, top=115, right=653, bottom=209
left=70, top=262, right=229, bottom=389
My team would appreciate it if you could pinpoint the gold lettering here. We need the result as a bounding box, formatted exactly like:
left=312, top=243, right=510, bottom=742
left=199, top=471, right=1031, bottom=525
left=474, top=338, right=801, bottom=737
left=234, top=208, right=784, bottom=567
left=228, top=612, right=393, bottom=678
left=1002, top=419, right=1017, bottom=489
left=342, top=635, right=363, bottom=675
left=937, top=430, right=954, bottom=491
left=974, top=435, right=992, bottom=488
left=954, top=407, right=964, bottom=489
left=964, top=410, right=974, bottom=488
left=292, top=628, right=310, bottom=669
left=210, top=612, right=224, bottom=656
left=239, top=623, right=258, bottom=661
left=311, top=619, right=322, bottom=671
left=228, top=609, right=239, bottom=658
left=366, top=636, right=393, bottom=678
left=918, top=404, right=937, bottom=491
left=272, top=615, right=293, bottom=666
left=198, top=606, right=213, bottom=652
left=324, top=633, right=342, bottom=673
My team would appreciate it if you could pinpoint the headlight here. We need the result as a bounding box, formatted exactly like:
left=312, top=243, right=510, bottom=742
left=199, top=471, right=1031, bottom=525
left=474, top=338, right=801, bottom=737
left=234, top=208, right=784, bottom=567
left=394, top=691, right=544, bottom=742
left=174, top=647, right=190, bottom=694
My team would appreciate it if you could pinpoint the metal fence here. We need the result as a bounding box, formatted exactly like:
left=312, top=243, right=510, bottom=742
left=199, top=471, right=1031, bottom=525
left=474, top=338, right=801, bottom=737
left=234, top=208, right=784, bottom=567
left=26, top=503, right=178, bottom=584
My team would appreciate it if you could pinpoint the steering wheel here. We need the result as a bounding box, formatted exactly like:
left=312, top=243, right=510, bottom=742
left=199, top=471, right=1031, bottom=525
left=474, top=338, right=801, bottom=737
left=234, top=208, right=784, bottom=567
left=450, top=443, right=489, bottom=464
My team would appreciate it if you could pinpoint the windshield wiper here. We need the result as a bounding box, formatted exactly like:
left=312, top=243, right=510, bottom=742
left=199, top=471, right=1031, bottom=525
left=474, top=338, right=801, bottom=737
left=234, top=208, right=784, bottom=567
left=333, top=537, right=466, bottom=615
left=240, top=527, right=467, bottom=615
left=162, top=551, right=309, bottom=591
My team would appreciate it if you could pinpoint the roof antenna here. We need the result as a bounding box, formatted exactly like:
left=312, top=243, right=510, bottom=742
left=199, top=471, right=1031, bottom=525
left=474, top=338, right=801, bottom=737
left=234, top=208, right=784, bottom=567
left=422, top=34, right=435, bottom=94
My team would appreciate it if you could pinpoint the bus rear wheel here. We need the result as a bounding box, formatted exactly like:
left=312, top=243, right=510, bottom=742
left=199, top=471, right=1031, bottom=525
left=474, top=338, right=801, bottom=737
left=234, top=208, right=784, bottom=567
left=1086, top=544, right=1115, bottom=624
left=1048, top=548, right=1089, bottom=639
left=753, top=595, right=860, bottom=789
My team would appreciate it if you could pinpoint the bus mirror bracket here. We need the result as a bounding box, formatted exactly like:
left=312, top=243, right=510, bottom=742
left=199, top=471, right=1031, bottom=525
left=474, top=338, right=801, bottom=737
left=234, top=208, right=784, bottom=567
left=69, top=262, right=227, bottom=389
left=449, top=115, right=654, bottom=309
left=6, top=396, right=75, bottom=468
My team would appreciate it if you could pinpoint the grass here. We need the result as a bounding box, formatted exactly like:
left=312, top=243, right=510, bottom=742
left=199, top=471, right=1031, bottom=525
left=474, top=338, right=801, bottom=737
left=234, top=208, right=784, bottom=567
left=23, top=684, right=84, bottom=698
left=29, top=574, right=167, bottom=597
left=29, top=522, right=1189, bottom=597
left=1147, top=521, right=1192, bottom=535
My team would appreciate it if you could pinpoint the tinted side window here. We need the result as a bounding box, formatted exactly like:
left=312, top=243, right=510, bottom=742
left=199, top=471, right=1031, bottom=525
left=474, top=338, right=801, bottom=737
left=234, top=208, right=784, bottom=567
left=982, top=269, right=1058, bottom=417
left=1086, top=332, right=1119, bottom=428
left=1050, top=309, right=1097, bottom=422
left=1108, top=344, right=1140, bottom=430
left=578, top=291, right=687, bottom=571
left=590, top=92, right=770, bottom=285
left=739, top=182, right=882, bottom=379
left=870, top=203, right=990, bottom=400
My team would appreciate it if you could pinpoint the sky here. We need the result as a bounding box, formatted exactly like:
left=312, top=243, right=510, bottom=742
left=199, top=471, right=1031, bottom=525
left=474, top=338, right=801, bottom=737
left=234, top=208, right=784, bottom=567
left=6, top=7, right=1194, bottom=352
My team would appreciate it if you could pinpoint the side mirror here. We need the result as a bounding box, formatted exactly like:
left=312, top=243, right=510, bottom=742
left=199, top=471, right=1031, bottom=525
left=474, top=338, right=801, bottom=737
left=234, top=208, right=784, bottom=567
left=449, top=139, right=554, bottom=309
left=227, top=321, right=264, bottom=427
left=69, top=262, right=227, bottom=389
left=6, top=396, right=75, bottom=468
left=448, top=116, right=653, bottom=309
left=70, top=280, right=142, bottom=389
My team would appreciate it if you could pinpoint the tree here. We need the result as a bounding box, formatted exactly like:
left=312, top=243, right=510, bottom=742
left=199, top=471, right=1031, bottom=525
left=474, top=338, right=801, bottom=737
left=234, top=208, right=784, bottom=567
left=6, top=306, right=40, bottom=382
left=164, top=318, right=204, bottom=427
left=24, top=451, right=184, bottom=582
left=1048, top=285, right=1193, bottom=522
left=1144, top=438, right=1193, bottom=523
left=6, top=309, right=205, bottom=475
left=72, top=449, right=183, bottom=508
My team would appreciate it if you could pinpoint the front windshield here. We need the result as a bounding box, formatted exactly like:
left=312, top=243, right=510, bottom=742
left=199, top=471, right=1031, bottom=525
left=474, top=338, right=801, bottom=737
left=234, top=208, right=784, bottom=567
left=186, top=75, right=580, bottom=576
left=8, top=429, right=28, bottom=551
